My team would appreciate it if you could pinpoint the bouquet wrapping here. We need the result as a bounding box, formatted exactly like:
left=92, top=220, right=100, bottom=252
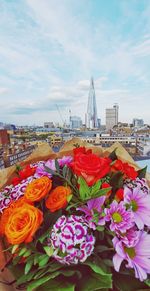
left=0, top=138, right=150, bottom=291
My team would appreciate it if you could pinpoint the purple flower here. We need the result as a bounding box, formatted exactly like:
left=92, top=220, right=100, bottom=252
left=113, top=231, right=150, bottom=281
left=35, top=156, right=72, bottom=178
left=48, top=215, right=95, bottom=265
left=118, top=227, right=141, bottom=248
left=124, top=187, right=150, bottom=229
left=58, top=156, right=73, bottom=167
left=105, top=201, right=134, bottom=233
left=77, top=196, right=106, bottom=229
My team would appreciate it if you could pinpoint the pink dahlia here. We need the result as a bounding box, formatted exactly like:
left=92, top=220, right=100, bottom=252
left=113, top=231, right=150, bottom=281
left=105, top=201, right=134, bottom=233
left=124, top=186, right=150, bottom=230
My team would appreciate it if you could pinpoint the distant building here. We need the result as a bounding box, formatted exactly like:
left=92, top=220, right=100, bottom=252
left=106, top=104, right=119, bottom=130
left=97, top=118, right=101, bottom=128
left=70, top=116, right=82, bottom=129
left=86, top=77, right=98, bottom=129
left=44, top=122, right=54, bottom=128
left=0, top=129, right=10, bottom=146
left=133, top=119, right=144, bottom=127
left=137, top=137, right=150, bottom=156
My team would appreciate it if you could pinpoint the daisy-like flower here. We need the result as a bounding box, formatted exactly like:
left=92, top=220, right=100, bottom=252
left=124, top=186, right=150, bottom=230
left=113, top=231, right=150, bottom=281
left=118, top=227, right=141, bottom=248
left=77, top=196, right=106, bottom=229
left=105, top=201, right=134, bottom=233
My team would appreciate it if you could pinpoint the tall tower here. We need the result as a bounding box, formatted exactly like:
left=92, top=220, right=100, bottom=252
left=86, top=77, right=98, bottom=129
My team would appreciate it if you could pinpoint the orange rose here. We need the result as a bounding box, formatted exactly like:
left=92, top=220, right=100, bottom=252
left=24, top=176, right=52, bottom=202
left=5, top=203, right=43, bottom=245
left=0, top=197, right=33, bottom=235
left=45, top=186, right=71, bottom=212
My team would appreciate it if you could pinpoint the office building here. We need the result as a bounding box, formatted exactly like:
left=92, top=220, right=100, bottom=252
left=106, top=104, right=119, bottom=130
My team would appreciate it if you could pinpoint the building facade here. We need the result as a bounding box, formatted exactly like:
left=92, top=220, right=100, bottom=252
left=133, top=119, right=144, bottom=127
left=70, top=116, right=82, bottom=129
left=106, top=104, right=119, bottom=130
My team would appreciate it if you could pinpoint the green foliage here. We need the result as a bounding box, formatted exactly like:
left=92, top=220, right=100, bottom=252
left=138, top=166, right=147, bottom=179
left=27, top=271, right=60, bottom=291
left=78, top=177, right=111, bottom=201
left=109, top=171, right=123, bottom=192
left=109, top=148, right=118, bottom=161
left=113, top=272, right=148, bottom=291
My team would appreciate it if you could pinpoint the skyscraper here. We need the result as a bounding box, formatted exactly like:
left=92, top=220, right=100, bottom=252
left=106, top=104, right=119, bottom=130
left=86, top=77, right=98, bottom=129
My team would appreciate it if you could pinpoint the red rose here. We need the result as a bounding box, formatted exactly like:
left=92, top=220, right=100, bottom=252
left=111, top=160, right=124, bottom=172
left=111, top=160, right=137, bottom=180
left=73, top=146, right=92, bottom=157
left=123, top=163, right=137, bottom=180
left=115, top=188, right=124, bottom=201
left=71, top=152, right=111, bottom=186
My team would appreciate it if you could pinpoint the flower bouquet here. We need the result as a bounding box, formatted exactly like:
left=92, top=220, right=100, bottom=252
left=0, top=139, right=150, bottom=291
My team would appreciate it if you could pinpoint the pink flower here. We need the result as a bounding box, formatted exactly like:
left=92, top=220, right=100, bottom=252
left=77, top=196, right=106, bottom=229
left=124, top=186, right=150, bottom=230
left=113, top=231, right=150, bottom=281
left=105, top=201, right=134, bottom=233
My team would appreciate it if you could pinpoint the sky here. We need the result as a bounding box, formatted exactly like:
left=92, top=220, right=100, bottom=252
left=0, top=0, right=150, bottom=126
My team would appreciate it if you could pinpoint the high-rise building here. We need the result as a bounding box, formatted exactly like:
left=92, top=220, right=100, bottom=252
left=106, top=104, right=119, bottom=130
left=86, top=77, right=98, bottom=129
left=133, top=118, right=144, bottom=127
left=70, top=116, right=82, bottom=129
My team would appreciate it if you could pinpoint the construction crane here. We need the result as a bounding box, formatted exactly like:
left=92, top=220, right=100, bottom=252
left=56, top=104, right=66, bottom=127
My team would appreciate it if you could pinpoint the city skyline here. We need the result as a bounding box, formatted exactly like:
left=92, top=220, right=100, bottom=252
left=0, top=0, right=150, bottom=125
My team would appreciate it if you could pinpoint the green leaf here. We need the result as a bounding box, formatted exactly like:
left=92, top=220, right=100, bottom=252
left=96, top=225, right=104, bottom=232
left=19, top=247, right=28, bottom=256
left=88, top=187, right=112, bottom=199
left=109, top=148, right=118, bottom=161
left=84, top=258, right=109, bottom=276
left=91, top=180, right=102, bottom=194
left=78, top=272, right=112, bottom=290
left=67, top=194, right=73, bottom=203
left=11, top=244, right=19, bottom=254
left=109, top=171, right=123, bottom=191
left=95, top=245, right=112, bottom=253
left=145, top=279, right=150, bottom=286
left=113, top=272, right=148, bottom=291
left=138, top=166, right=147, bottom=179
left=55, top=159, right=60, bottom=173
left=38, top=254, right=49, bottom=267
left=25, top=260, right=33, bottom=275
left=62, top=165, right=67, bottom=177
left=27, top=271, right=60, bottom=291
left=44, top=165, right=55, bottom=175
left=78, top=176, right=90, bottom=200
left=23, top=249, right=31, bottom=257
left=37, top=279, right=75, bottom=291
left=43, top=246, right=54, bottom=257
left=17, top=270, right=36, bottom=285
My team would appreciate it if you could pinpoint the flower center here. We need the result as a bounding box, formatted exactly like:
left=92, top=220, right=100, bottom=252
left=131, top=200, right=138, bottom=212
left=124, top=247, right=136, bottom=258
left=112, top=212, right=122, bottom=223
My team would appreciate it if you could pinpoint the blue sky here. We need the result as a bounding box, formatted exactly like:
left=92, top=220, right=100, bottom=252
left=0, top=0, right=150, bottom=125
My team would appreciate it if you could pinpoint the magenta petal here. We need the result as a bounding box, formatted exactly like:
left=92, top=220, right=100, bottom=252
left=113, top=254, right=124, bottom=272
